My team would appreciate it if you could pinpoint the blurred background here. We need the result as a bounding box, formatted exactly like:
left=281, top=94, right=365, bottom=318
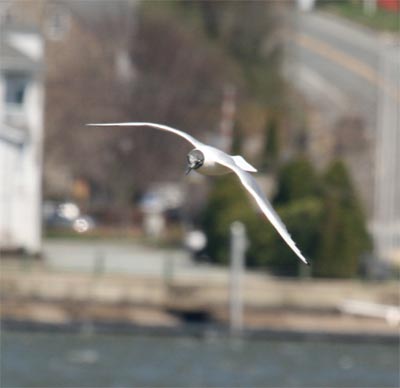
left=0, top=0, right=399, bottom=387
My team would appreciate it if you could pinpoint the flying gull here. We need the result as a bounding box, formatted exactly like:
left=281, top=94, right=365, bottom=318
left=87, top=122, right=309, bottom=265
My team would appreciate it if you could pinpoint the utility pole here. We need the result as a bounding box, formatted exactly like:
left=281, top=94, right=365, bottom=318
left=373, top=41, right=400, bottom=263
left=229, top=221, right=247, bottom=335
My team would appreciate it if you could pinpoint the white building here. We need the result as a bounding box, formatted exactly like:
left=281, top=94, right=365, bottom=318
left=0, top=22, right=44, bottom=255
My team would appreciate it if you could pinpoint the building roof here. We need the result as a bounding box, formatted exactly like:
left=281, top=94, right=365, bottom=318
left=0, top=39, right=39, bottom=72
left=0, top=23, right=42, bottom=72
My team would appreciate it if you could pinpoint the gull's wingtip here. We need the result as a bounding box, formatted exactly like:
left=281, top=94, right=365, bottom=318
left=297, top=252, right=309, bottom=266
left=302, top=256, right=310, bottom=266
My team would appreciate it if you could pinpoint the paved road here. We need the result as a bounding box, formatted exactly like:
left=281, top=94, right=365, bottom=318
left=289, top=10, right=398, bottom=130
left=42, top=238, right=229, bottom=279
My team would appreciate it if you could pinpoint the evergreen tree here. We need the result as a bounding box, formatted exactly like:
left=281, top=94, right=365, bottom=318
left=274, top=157, right=319, bottom=205
left=268, top=156, right=322, bottom=274
left=248, top=197, right=323, bottom=276
left=313, top=160, right=372, bottom=278
left=202, top=159, right=322, bottom=274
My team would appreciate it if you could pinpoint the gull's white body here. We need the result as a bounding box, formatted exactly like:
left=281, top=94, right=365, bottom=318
left=87, top=122, right=309, bottom=265
left=198, top=145, right=235, bottom=176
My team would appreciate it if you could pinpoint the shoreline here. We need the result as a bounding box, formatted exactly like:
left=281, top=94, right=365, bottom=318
left=2, top=318, right=398, bottom=345
left=2, top=263, right=399, bottom=343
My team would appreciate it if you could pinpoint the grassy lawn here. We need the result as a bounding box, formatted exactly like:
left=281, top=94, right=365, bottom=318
left=318, top=0, right=400, bottom=32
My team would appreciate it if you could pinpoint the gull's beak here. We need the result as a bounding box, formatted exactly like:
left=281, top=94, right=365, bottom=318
left=185, top=165, right=193, bottom=175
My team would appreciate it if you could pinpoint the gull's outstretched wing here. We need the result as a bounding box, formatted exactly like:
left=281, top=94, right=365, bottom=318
left=86, top=122, right=203, bottom=148
left=216, top=154, right=309, bottom=265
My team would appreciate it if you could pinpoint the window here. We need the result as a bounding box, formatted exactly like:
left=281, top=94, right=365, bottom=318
left=5, top=74, right=29, bottom=106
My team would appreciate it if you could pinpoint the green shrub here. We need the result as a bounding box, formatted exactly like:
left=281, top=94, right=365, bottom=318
left=202, top=175, right=254, bottom=265
left=202, top=157, right=372, bottom=278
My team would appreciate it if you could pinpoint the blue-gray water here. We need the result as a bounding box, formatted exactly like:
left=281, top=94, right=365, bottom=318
left=1, top=331, right=398, bottom=387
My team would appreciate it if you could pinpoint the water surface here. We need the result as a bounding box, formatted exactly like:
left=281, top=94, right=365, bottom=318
left=1, top=331, right=398, bottom=387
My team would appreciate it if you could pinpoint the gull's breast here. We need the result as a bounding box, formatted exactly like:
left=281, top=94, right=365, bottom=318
left=197, top=161, right=232, bottom=176
left=197, top=146, right=233, bottom=176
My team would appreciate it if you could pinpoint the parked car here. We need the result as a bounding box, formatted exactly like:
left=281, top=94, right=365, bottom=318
left=43, top=201, right=96, bottom=233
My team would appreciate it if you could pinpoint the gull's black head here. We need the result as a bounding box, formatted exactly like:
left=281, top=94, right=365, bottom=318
left=186, top=149, right=204, bottom=175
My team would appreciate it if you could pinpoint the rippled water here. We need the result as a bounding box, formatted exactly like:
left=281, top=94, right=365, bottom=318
left=1, top=331, right=398, bottom=387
